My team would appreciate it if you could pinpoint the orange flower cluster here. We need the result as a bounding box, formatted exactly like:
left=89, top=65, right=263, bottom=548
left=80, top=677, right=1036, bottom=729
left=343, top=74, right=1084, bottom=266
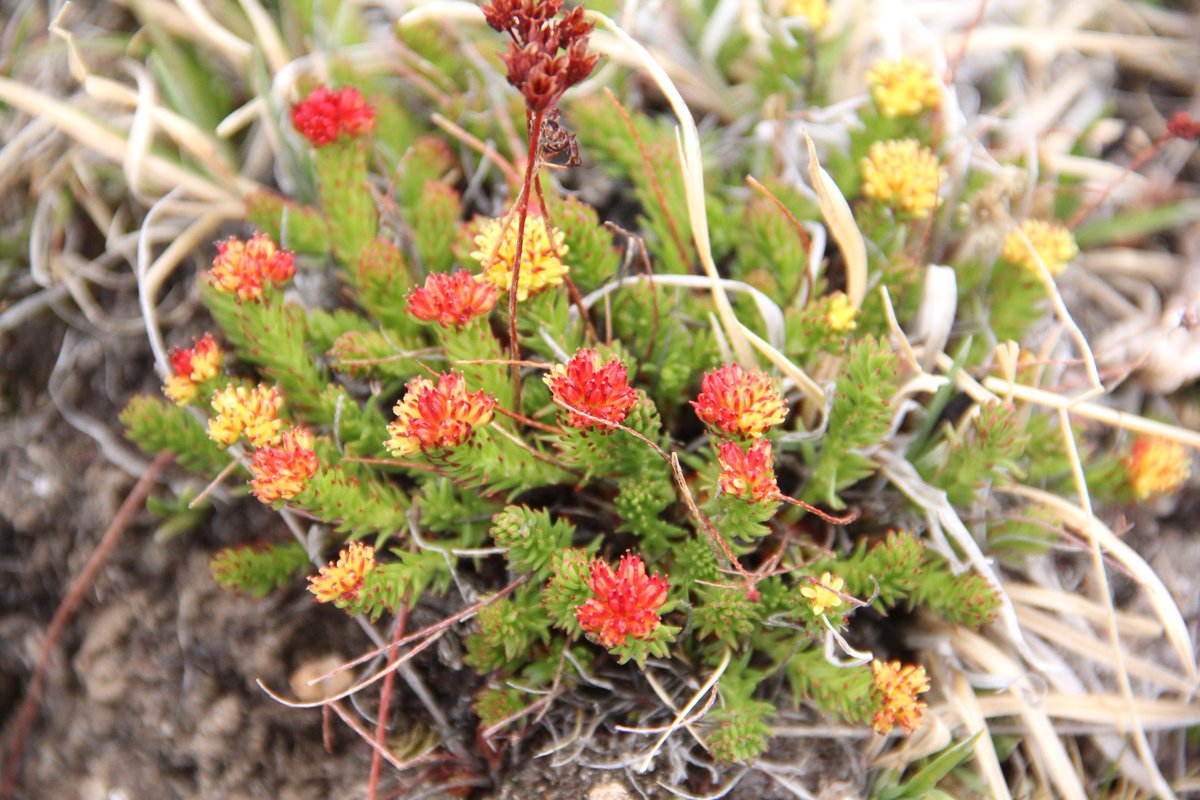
left=406, top=270, right=498, bottom=329
left=384, top=371, right=496, bottom=457
left=871, top=659, right=930, bottom=735
left=692, top=364, right=787, bottom=439
left=163, top=333, right=222, bottom=406
left=543, top=349, right=639, bottom=431
left=1125, top=436, right=1191, bottom=500
left=576, top=552, right=669, bottom=648
left=717, top=439, right=780, bottom=504
left=290, top=86, right=376, bottom=147
left=308, top=542, right=376, bottom=604
left=209, top=232, right=296, bottom=302
left=250, top=427, right=319, bottom=503
left=207, top=384, right=283, bottom=448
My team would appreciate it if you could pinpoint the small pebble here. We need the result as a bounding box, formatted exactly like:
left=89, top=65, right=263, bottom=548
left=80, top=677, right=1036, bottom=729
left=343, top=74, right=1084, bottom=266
left=289, top=654, right=356, bottom=702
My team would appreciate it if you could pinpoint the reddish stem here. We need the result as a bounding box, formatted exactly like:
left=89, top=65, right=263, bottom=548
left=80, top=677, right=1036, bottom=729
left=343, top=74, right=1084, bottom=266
left=1067, top=132, right=1172, bottom=230
left=1, top=453, right=172, bottom=800
left=508, top=107, right=548, bottom=412
left=368, top=603, right=410, bottom=800
left=604, top=87, right=693, bottom=274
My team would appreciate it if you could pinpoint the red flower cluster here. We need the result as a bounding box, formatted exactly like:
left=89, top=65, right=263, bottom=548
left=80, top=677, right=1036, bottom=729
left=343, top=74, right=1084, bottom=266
left=163, top=333, right=222, bottom=405
left=692, top=364, right=787, bottom=438
left=717, top=439, right=780, bottom=503
left=291, top=86, right=376, bottom=147
left=406, top=270, right=499, bottom=328
left=480, top=0, right=600, bottom=112
left=543, top=349, right=638, bottom=430
left=384, top=372, right=496, bottom=457
left=209, top=232, right=296, bottom=302
left=1167, top=111, right=1200, bottom=142
left=576, top=552, right=668, bottom=648
left=249, top=427, right=319, bottom=503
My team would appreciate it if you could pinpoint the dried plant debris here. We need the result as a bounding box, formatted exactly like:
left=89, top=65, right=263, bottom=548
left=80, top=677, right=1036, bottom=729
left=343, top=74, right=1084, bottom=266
left=4, top=0, right=1200, bottom=797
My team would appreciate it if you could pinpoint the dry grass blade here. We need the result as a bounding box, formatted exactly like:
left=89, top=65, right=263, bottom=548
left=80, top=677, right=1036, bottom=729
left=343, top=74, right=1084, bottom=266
left=1004, top=484, right=1197, bottom=685
left=0, top=78, right=245, bottom=203
left=949, top=627, right=1088, bottom=800
left=974, top=693, right=1200, bottom=731
left=1004, top=583, right=1162, bottom=638
left=585, top=10, right=755, bottom=367
left=804, top=135, right=866, bottom=310
left=1013, top=604, right=1193, bottom=693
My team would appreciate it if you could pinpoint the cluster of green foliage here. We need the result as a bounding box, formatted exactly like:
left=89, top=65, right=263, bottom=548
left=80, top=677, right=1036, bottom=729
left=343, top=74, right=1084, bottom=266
left=117, top=0, right=1144, bottom=790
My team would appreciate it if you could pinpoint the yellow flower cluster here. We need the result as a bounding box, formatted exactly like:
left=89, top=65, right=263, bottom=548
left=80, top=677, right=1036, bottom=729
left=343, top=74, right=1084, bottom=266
left=825, top=292, right=857, bottom=332
left=470, top=214, right=569, bottom=301
left=861, top=139, right=944, bottom=220
left=1125, top=436, right=1191, bottom=500
left=207, top=384, right=283, bottom=448
left=308, top=542, right=376, bottom=604
left=784, top=0, right=828, bottom=30
left=867, top=58, right=942, bottom=118
left=871, top=659, right=930, bottom=735
left=800, top=571, right=846, bottom=616
left=1001, top=219, right=1078, bottom=276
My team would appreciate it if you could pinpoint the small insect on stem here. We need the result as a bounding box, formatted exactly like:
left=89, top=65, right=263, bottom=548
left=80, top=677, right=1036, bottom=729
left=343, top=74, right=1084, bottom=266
left=539, top=108, right=582, bottom=168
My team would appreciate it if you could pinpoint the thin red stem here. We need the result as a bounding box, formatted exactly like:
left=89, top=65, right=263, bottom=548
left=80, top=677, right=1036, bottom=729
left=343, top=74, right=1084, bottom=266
left=368, top=603, right=410, bottom=800
left=1067, top=132, right=1172, bottom=230
left=508, top=108, right=548, bottom=412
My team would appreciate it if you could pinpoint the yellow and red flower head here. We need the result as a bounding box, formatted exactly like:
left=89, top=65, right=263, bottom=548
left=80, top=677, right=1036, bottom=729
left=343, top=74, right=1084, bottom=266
left=308, top=542, right=376, bottom=604
left=717, top=439, right=780, bottom=503
left=209, top=232, right=296, bottom=301
left=207, top=383, right=284, bottom=448
left=291, top=86, right=376, bottom=147
left=692, top=364, right=787, bottom=438
left=406, top=270, right=499, bottom=329
left=384, top=371, right=496, bottom=457
left=871, top=659, right=930, bottom=735
left=576, top=552, right=669, bottom=648
left=163, top=333, right=223, bottom=405
left=543, top=349, right=639, bottom=431
left=249, top=427, right=319, bottom=503
left=470, top=212, right=569, bottom=301
left=1125, top=436, right=1191, bottom=500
